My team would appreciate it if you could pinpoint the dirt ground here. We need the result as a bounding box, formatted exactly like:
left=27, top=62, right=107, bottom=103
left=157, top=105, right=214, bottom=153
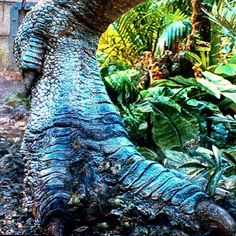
left=0, top=71, right=35, bottom=235
left=0, top=72, right=24, bottom=103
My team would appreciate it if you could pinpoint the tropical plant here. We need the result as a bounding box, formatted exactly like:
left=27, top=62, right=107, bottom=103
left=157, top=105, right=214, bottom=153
left=203, top=0, right=236, bottom=65
left=103, top=66, right=236, bottom=151
left=97, top=0, right=236, bottom=200
left=203, top=0, right=236, bottom=39
left=179, top=145, right=236, bottom=196
left=98, top=0, right=192, bottom=65
left=136, top=85, right=199, bottom=150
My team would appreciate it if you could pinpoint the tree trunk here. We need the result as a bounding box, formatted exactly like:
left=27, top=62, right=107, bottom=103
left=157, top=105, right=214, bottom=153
left=187, top=0, right=211, bottom=50
left=14, top=0, right=235, bottom=235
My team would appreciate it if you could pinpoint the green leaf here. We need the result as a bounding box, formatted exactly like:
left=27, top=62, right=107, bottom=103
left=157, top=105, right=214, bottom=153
left=140, top=90, right=151, bottom=99
left=181, top=51, right=202, bottom=66
left=207, top=167, right=228, bottom=196
left=164, top=150, right=192, bottom=169
left=212, top=145, right=222, bottom=167
left=152, top=95, right=182, bottom=113
left=202, top=71, right=236, bottom=103
left=214, top=64, right=236, bottom=76
left=196, top=147, right=213, bottom=156
left=138, top=147, right=158, bottom=161
left=170, top=76, right=197, bottom=87
left=221, top=92, right=236, bottom=104
left=186, top=99, right=221, bottom=114
left=202, top=71, right=232, bottom=88
left=196, top=77, right=221, bottom=99
left=151, top=79, right=182, bottom=88
left=229, top=54, right=236, bottom=64
left=192, top=169, right=212, bottom=181
left=152, top=106, right=198, bottom=150
left=194, top=148, right=216, bottom=166
left=104, top=68, right=140, bottom=106
left=209, top=114, right=236, bottom=124
left=137, top=101, right=154, bottom=113
left=179, top=161, right=208, bottom=169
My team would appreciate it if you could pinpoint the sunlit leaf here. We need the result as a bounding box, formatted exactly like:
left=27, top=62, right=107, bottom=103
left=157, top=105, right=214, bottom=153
left=196, top=77, right=221, bottom=99
left=207, top=166, right=230, bottom=196
left=152, top=106, right=198, bottom=150
left=156, top=20, right=191, bottom=56
left=138, top=147, right=159, bottom=161
left=179, top=161, right=208, bottom=169
left=214, top=64, right=236, bottom=77
left=229, top=54, right=236, bottom=64
left=202, top=71, right=236, bottom=103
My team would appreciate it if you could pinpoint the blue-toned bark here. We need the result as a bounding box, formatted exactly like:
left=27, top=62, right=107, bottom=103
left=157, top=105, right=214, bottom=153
left=14, top=0, right=235, bottom=235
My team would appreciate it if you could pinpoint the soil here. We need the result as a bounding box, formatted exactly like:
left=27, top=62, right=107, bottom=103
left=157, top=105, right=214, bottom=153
left=0, top=72, right=24, bottom=104
left=0, top=71, right=35, bottom=235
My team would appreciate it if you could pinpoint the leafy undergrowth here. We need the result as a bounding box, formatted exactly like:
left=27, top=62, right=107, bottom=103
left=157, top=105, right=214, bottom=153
left=97, top=0, right=236, bottom=208
left=97, top=0, right=236, bottom=216
left=99, top=55, right=236, bottom=205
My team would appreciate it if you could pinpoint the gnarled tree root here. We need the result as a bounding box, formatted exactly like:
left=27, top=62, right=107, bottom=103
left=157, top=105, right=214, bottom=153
left=196, top=201, right=236, bottom=236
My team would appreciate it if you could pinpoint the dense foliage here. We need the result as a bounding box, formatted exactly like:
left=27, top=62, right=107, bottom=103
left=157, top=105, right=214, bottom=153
left=97, top=0, right=236, bottom=198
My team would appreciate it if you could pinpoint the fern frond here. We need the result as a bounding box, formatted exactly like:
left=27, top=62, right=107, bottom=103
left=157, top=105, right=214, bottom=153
left=155, top=19, right=191, bottom=56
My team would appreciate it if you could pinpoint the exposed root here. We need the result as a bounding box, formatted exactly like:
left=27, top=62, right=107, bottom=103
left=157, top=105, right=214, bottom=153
left=196, top=201, right=236, bottom=236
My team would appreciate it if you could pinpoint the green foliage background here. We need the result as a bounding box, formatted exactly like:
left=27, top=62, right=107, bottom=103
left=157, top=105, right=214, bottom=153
left=97, top=0, right=236, bottom=198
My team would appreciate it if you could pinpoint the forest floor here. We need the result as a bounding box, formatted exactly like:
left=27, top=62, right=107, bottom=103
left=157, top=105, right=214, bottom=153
left=0, top=71, right=36, bottom=235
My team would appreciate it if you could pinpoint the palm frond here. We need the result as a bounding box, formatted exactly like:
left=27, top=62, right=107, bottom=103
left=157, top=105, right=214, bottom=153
left=155, top=19, right=191, bottom=56
left=99, top=0, right=191, bottom=64
left=156, top=0, right=192, bottom=15
left=203, top=0, right=236, bottom=38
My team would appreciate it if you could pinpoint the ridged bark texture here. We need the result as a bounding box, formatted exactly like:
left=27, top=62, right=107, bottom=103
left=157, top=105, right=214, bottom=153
left=14, top=0, right=235, bottom=235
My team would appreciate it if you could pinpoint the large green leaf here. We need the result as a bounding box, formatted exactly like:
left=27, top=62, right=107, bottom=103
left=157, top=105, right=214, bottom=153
left=152, top=105, right=199, bottom=150
left=196, top=77, right=221, bottom=99
left=202, top=71, right=236, bottom=103
left=148, top=92, right=182, bottom=112
left=214, top=64, right=236, bottom=77
left=104, top=68, right=140, bottom=106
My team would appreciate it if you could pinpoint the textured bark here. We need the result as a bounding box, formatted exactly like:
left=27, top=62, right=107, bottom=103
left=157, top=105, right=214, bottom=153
left=187, top=0, right=211, bottom=50
left=14, top=0, right=235, bottom=235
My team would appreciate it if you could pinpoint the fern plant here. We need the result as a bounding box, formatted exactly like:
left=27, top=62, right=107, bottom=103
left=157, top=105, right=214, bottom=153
left=201, top=0, right=236, bottom=66
left=98, top=0, right=192, bottom=65
left=155, top=19, right=191, bottom=56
